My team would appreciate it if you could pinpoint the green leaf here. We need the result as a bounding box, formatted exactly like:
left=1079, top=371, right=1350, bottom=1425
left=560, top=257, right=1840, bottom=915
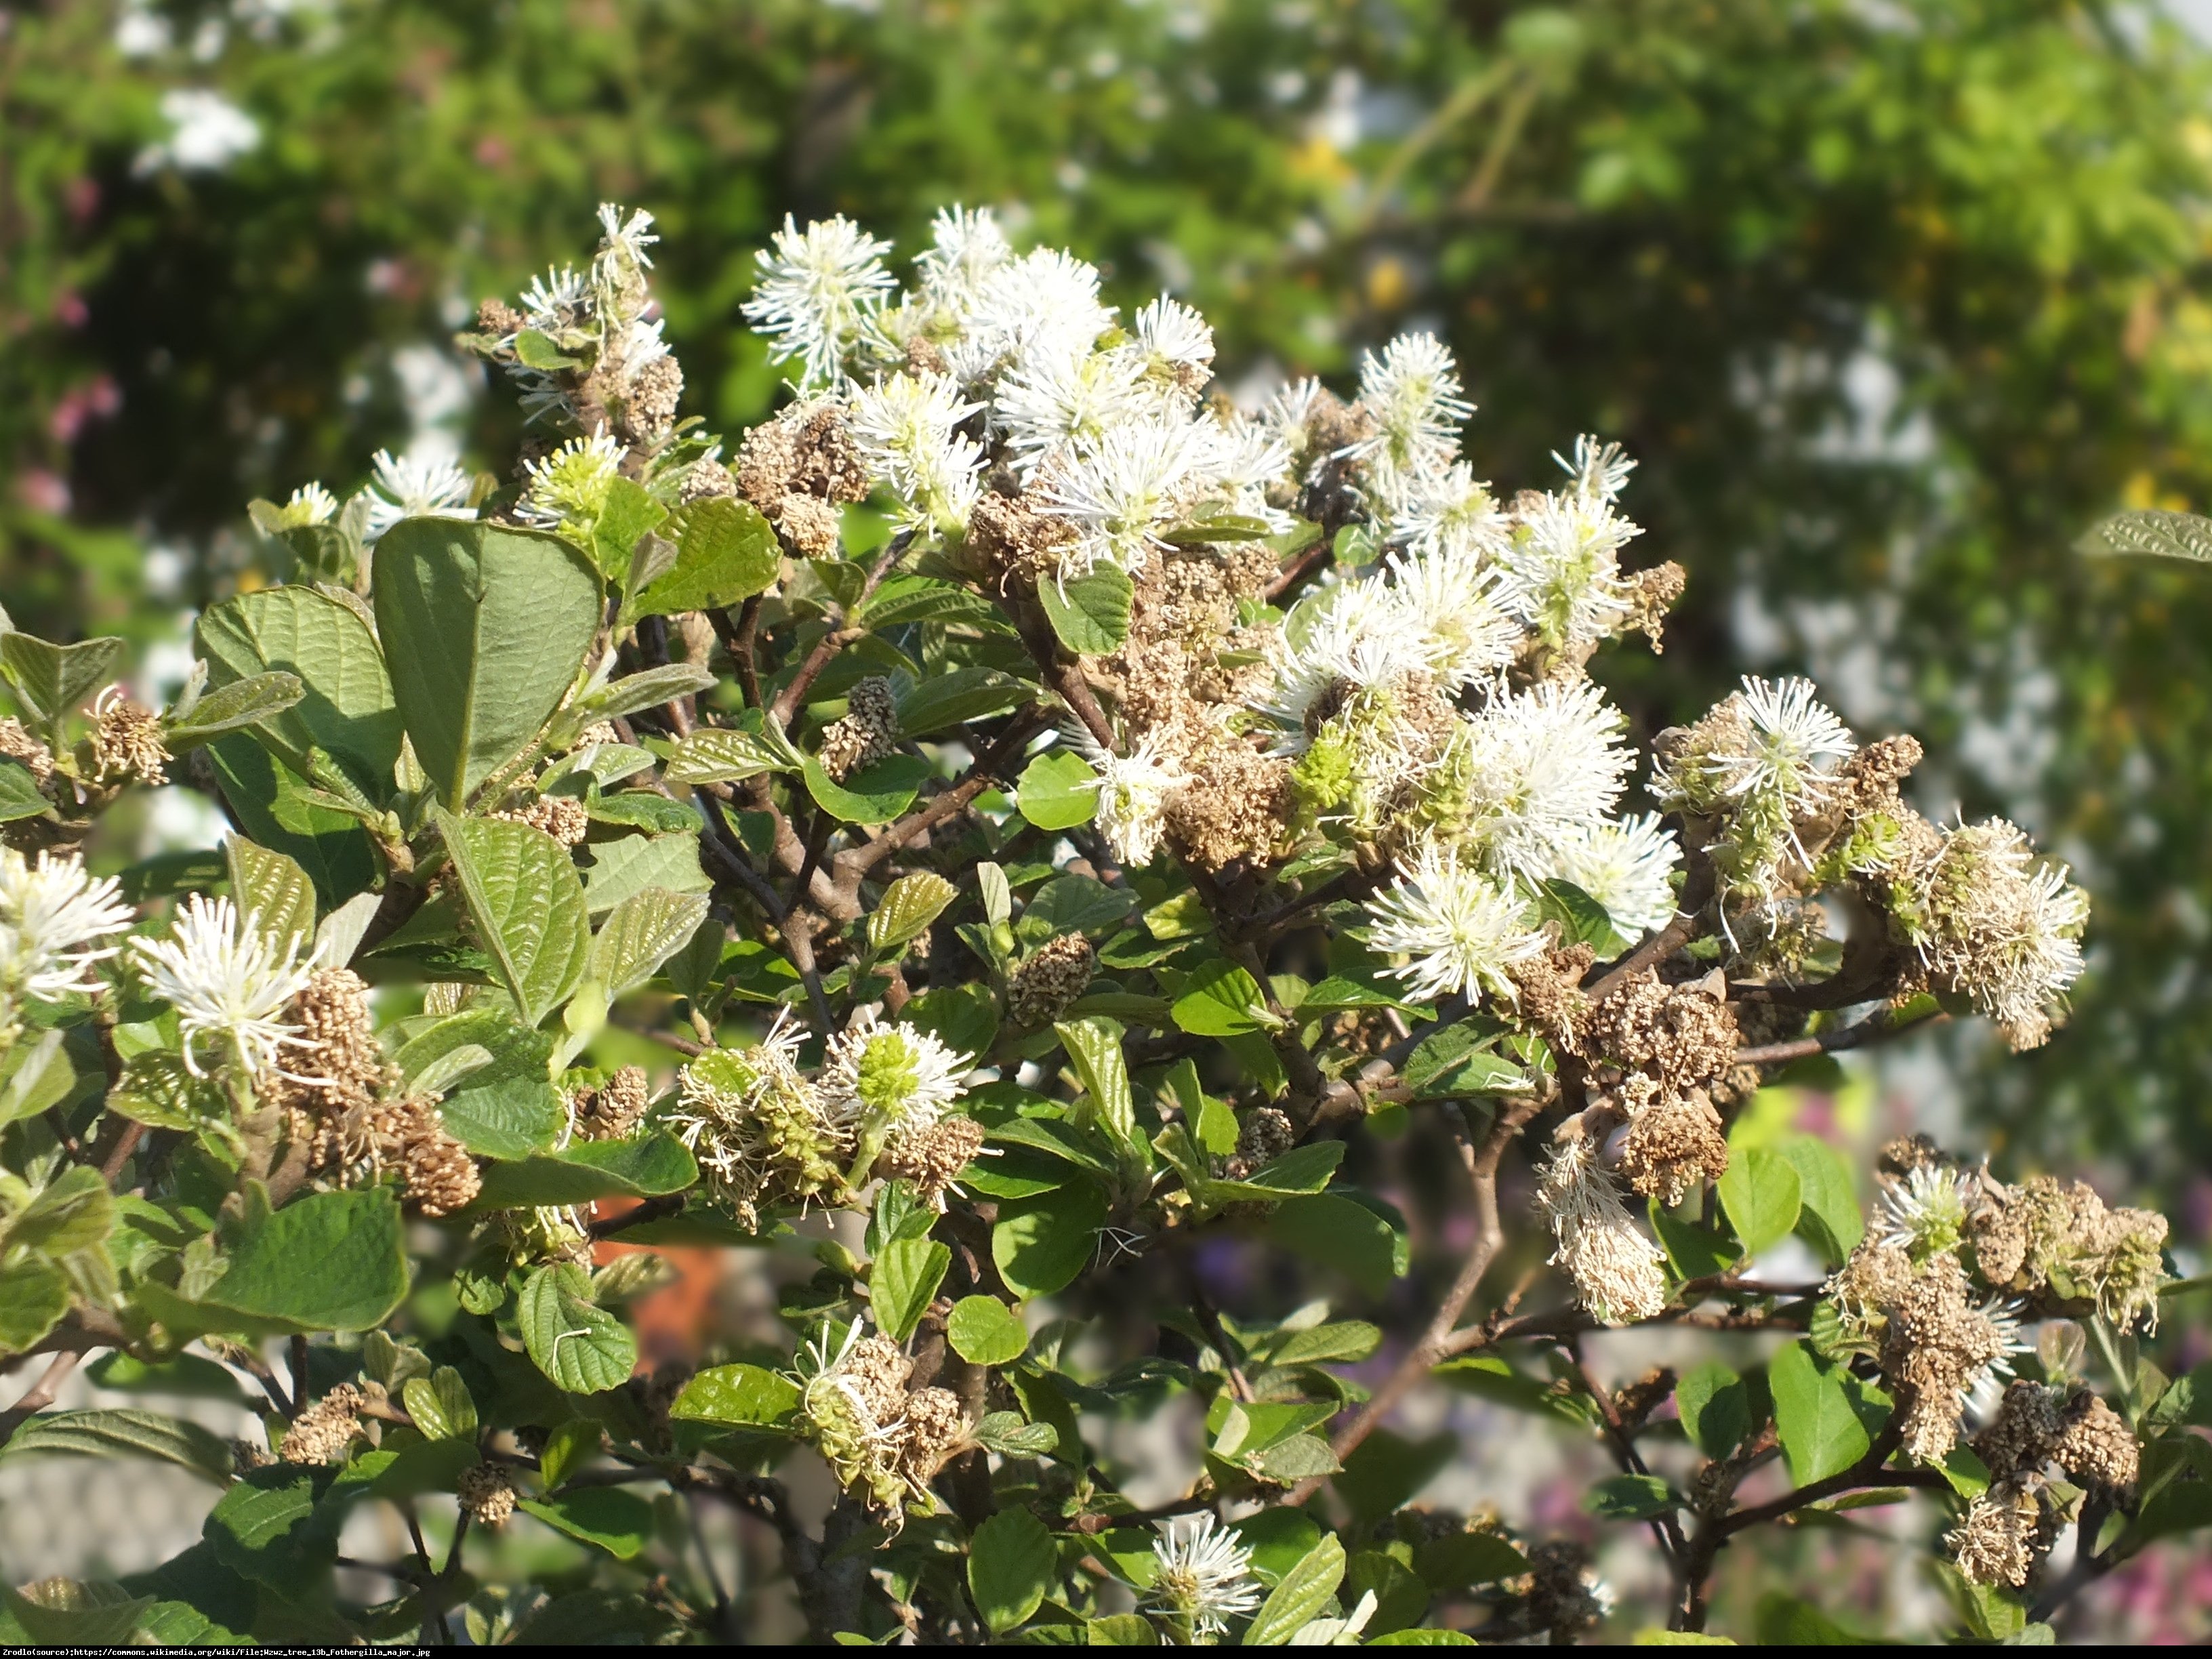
left=1534, top=878, right=1621, bottom=949
left=517, top=1263, right=637, bottom=1394
left=567, top=663, right=716, bottom=731
left=0, top=1409, right=230, bottom=1483
left=581, top=831, right=712, bottom=914
left=1022, top=874, right=1136, bottom=939
left=163, top=670, right=304, bottom=752
left=224, top=835, right=317, bottom=955
left=671, top=1364, right=802, bottom=1429
left=1331, top=1429, right=1453, bottom=1528
left=1172, top=958, right=1272, bottom=1036
left=1261, top=1193, right=1406, bottom=1297
left=439, top=809, right=592, bottom=1027
left=632, top=497, right=781, bottom=616
left=2077, top=507, right=2212, bottom=562
left=201, top=1187, right=408, bottom=1333
left=968, top=1507, right=1057, bottom=1635
left=195, top=586, right=403, bottom=801
left=0, top=1256, right=68, bottom=1357
left=0, top=758, right=48, bottom=823
left=1017, top=750, right=1101, bottom=831
left=1054, top=1017, right=1139, bottom=1151
left=1750, top=1593, right=1883, bottom=1645
left=471, top=1132, right=697, bottom=1209
left=1087, top=1613, right=1160, bottom=1645
left=592, top=886, right=712, bottom=998
left=205, top=733, right=377, bottom=904
left=5, top=1582, right=155, bottom=1645
left=394, top=1012, right=562, bottom=1158
left=1769, top=1338, right=1870, bottom=1487
left=1208, top=1141, right=1345, bottom=1199
left=1718, top=1146, right=1802, bottom=1260
left=372, top=518, right=602, bottom=808
left=1367, top=1633, right=1478, bottom=1647
left=871, top=1236, right=951, bottom=1342
left=518, top=1488, right=656, bottom=1559
left=1230, top=1508, right=1323, bottom=1585
left=868, top=872, right=958, bottom=954
left=0, top=1028, right=79, bottom=1128
left=590, top=477, right=667, bottom=586
left=539, top=1418, right=600, bottom=1490
left=1038, top=564, right=1134, bottom=655
left=1242, top=1532, right=1346, bottom=1646
left=1411, top=1530, right=1528, bottom=1593
left=1677, top=1362, right=1751, bottom=1459
left=947, top=1295, right=1029, bottom=1366
left=1650, top=1202, right=1744, bottom=1281
left=993, top=1181, right=1109, bottom=1299
left=663, top=723, right=800, bottom=785
left=1344, top=1547, right=1431, bottom=1637
left=9, top=1166, right=113, bottom=1255
left=1780, top=1135, right=1862, bottom=1267
left=400, top=1367, right=478, bottom=1441
left=513, top=327, right=581, bottom=371
left=894, top=665, right=1032, bottom=736
left=802, top=752, right=933, bottom=824
left=0, top=632, right=126, bottom=724
left=203, top=1465, right=340, bottom=1589
left=1586, top=1473, right=1679, bottom=1519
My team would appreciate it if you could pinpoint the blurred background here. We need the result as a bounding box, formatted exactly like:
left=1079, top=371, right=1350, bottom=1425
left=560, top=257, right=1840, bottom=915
left=4, top=0, right=2211, bottom=1637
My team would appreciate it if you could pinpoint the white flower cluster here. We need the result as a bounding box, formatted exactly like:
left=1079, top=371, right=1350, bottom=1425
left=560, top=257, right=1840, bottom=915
left=0, top=848, right=134, bottom=1041
left=743, top=205, right=1279, bottom=576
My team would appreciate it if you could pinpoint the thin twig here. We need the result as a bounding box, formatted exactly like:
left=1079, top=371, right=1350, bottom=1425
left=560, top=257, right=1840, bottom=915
left=1734, top=1007, right=1949, bottom=1067
left=0, top=1353, right=82, bottom=1448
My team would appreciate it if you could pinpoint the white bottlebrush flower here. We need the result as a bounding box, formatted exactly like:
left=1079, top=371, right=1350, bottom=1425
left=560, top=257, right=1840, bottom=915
left=1349, top=331, right=1473, bottom=484
left=1039, top=415, right=1221, bottom=578
left=1536, top=1132, right=1669, bottom=1327
left=517, top=430, right=623, bottom=529
left=519, top=263, right=590, bottom=330
left=1385, top=458, right=1510, bottom=560
left=1494, top=488, right=1642, bottom=651
left=1442, top=679, right=1635, bottom=880
left=1068, top=726, right=1185, bottom=867
left=914, top=203, right=1014, bottom=313
left=847, top=372, right=986, bottom=532
left=1248, top=577, right=1427, bottom=750
left=820, top=1016, right=971, bottom=1135
left=1123, top=293, right=1216, bottom=399
left=1380, top=540, right=1519, bottom=691
left=1877, top=1163, right=1969, bottom=1258
left=994, top=347, right=1147, bottom=476
left=136, top=88, right=260, bottom=175
left=1704, top=675, right=1857, bottom=816
left=129, top=894, right=321, bottom=1079
left=362, top=449, right=476, bottom=541
left=1208, top=412, right=1298, bottom=529
left=1366, top=842, right=1545, bottom=1006
left=1147, top=1514, right=1263, bottom=1639
left=595, top=201, right=658, bottom=271
left=1553, top=432, right=1637, bottom=503
left=0, top=849, right=135, bottom=1020
left=276, top=483, right=337, bottom=528
left=1548, top=813, right=1683, bottom=939
left=945, top=247, right=1115, bottom=384
left=742, top=214, right=897, bottom=389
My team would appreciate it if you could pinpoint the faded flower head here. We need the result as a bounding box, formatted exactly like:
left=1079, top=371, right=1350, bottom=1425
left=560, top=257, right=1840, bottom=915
left=665, top=1014, right=848, bottom=1227
left=1536, top=1129, right=1668, bottom=1326
left=129, top=893, right=322, bottom=1079
left=1147, top=1513, right=1262, bottom=1639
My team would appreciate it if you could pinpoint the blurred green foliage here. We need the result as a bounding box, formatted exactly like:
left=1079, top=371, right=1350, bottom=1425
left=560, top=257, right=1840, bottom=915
left=8, top=0, right=2212, bottom=1182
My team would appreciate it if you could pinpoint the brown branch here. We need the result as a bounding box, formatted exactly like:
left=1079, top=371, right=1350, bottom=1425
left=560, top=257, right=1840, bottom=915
left=1734, top=1007, right=1949, bottom=1067
left=1292, top=1098, right=1538, bottom=1499
left=0, top=1353, right=82, bottom=1448
left=711, top=597, right=765, bottom=712
left=1566, top=1336, right=1687, bottom=1568
left=844, top=705, right=1052, bottom=879
left=769, top=535, right=909, bottom=730
left=1586, top=859, right=1713, bottom=1002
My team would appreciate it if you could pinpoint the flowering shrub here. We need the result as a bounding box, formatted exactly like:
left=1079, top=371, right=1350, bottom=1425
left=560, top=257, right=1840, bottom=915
left=0, top=205, right=2199, bottom=1645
